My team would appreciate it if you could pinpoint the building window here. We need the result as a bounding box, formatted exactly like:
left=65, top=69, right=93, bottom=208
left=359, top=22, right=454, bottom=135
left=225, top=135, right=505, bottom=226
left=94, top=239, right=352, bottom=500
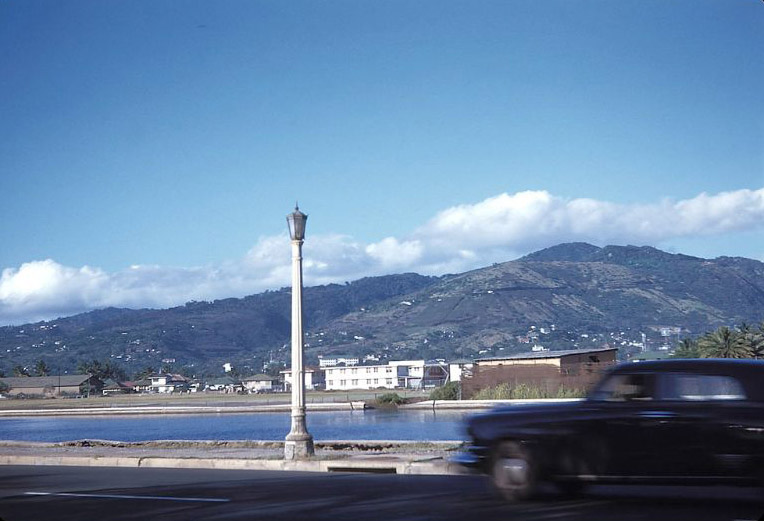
left=374, top=379, right=379, bottom=384
left=352, top=379, right=358, bottom=385
left=386, top=379, right=393, bottom=385
left=340, top=380, right=346, bottom=386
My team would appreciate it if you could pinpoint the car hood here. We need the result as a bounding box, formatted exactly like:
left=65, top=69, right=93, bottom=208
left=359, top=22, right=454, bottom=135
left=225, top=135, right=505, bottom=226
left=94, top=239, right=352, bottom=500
left=466, top=400, right=588, bottom=437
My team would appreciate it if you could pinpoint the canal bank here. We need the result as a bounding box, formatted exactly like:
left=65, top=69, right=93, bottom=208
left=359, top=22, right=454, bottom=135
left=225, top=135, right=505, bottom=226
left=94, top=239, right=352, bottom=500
left=0, top=398, right=579, bottom=417
left=0, top=401, right=370, bottom=417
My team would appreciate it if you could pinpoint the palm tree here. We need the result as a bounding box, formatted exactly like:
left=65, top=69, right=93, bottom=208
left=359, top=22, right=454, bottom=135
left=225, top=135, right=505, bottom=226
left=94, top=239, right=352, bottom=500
left=672, top=337, right=700, bottom=358
left=12, top=365, right=30, bottom=377
left=698, top=326, right=753, bottom=359
left=134, top=366, right=157, bottom=380
left=34, top=359, right=51, bottom=377
left=77, top=359, right=127, bottom=382
left=748, top=322, right=764, bottom=359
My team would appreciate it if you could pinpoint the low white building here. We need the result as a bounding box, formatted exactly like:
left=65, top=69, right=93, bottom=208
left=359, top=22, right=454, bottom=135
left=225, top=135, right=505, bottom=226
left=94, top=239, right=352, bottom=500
left=242, top=374, right=279, bottom=393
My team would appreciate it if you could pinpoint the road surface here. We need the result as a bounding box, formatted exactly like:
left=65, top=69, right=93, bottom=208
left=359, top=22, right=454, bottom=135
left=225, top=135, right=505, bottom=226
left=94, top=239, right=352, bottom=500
left=0, top=465, right=761, bottom=521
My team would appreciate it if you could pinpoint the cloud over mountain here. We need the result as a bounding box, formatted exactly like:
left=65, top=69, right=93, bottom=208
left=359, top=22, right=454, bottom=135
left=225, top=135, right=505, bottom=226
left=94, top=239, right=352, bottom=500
left=2, top=187, right=762, bottom=325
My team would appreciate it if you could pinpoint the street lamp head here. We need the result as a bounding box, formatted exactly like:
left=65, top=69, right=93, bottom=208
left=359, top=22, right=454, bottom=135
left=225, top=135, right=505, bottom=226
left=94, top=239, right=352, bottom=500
left=286, top=204, right=308, bottom=241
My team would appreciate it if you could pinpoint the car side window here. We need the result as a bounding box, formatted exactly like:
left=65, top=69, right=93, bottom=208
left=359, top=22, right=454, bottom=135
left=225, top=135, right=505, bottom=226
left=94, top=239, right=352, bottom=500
left=590, top=373, right=655, bottom=402
left=663, top=374, right=746, bottom=401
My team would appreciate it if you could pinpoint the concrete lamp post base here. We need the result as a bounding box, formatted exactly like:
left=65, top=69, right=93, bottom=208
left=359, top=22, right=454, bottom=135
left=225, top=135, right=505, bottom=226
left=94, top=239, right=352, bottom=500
left=284, top=435, right=315, bottom=460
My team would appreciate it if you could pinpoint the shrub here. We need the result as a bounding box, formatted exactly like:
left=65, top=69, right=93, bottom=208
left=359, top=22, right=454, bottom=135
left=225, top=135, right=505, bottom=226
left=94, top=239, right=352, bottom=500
left=429, top=381, right=460, bottom=401
left=376, top=392, right=404, bottom=406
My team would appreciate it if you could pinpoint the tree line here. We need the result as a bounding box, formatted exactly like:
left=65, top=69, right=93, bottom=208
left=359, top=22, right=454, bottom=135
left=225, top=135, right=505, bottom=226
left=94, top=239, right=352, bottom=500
left=674, top=321, right=764, bottom=359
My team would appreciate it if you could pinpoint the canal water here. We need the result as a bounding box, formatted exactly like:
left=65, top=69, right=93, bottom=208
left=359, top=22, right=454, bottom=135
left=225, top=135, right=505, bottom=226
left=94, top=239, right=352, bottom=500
left=0, top=409, right=472, bottom=443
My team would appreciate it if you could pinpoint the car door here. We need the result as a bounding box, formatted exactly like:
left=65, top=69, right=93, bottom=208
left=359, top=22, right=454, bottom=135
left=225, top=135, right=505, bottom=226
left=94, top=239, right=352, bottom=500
left=659, top=372, right=751, bottom=477
left=585, top=371, right=669, bottom=477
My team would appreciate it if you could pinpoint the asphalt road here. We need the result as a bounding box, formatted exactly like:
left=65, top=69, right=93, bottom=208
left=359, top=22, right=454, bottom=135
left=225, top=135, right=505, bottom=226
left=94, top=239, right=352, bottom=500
left=0, top=465, right=761, bottom=521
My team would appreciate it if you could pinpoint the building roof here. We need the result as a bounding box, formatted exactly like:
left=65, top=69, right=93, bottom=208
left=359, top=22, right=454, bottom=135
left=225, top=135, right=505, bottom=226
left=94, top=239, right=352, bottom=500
left=0, top=374, right=92, bottom=388
left=206, top=376, right=241, bottom=386
left=476, top=347, right=617, bottom=362
left=242, top=374, right=277, bottom=382
left=102, top=379, right=133, bottom=389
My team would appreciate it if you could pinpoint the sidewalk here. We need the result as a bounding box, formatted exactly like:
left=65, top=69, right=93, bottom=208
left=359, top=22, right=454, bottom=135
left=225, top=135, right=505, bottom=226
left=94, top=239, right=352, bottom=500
left=0, top=440, right=468, bottom=475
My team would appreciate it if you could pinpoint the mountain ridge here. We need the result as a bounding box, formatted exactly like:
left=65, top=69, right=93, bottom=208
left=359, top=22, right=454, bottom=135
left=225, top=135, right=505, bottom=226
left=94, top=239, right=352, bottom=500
left=1, top=243, right=762, bottom=376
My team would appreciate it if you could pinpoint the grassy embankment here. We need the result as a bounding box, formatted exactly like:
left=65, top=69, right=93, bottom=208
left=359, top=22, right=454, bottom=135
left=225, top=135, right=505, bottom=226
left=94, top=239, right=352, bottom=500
left=0, top=389, right=431, bottom=410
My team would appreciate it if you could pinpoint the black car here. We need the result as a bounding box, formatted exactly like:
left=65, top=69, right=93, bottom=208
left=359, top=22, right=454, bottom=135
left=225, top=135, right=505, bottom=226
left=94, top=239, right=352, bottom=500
left=457, top=359, right=764, bottom=501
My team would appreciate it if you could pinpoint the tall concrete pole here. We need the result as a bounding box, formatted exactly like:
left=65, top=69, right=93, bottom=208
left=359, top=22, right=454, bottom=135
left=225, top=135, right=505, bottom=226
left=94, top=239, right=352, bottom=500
left=284, top=206, right=314, bottom=459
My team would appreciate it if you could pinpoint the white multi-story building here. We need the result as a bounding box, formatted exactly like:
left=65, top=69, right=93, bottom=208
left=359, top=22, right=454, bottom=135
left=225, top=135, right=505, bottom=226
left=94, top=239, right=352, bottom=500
left=281, top=368, right=325, bottom=391
left=318, top=355, right=359, bottom=368
left=325, top=360, right=448, bottom=391
left=325, top=364, right=398, bottom=390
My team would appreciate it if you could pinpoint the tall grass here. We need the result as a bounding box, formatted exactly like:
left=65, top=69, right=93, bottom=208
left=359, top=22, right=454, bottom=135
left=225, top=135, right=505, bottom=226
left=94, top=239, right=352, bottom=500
left=472, top=383, right=585, bottom=400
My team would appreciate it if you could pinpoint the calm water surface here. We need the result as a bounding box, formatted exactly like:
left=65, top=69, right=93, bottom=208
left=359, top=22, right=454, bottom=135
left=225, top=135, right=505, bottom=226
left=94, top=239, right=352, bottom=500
left=0, top=409, right=471, bottom=442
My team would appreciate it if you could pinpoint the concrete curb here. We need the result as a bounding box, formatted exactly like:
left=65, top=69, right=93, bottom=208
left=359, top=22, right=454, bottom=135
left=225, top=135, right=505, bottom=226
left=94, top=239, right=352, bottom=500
left=0, top=454, right=464, bottom=475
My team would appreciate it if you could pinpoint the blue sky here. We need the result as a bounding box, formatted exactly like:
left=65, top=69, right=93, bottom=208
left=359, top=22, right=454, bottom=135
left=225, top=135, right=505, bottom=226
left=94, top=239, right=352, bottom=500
left=1, top=0, right=762, bottom=325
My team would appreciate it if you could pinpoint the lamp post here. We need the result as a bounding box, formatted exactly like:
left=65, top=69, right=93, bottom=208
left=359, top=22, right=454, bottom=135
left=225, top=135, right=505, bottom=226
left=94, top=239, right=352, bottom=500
left=284, top=204, right=314, bottom=459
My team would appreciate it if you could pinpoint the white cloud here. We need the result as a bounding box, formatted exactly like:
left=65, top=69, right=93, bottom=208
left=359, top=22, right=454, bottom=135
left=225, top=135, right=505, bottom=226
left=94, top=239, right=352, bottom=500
left=2, top=187, right=763, bottom=325
left=414, top=188, right=764, bottom=264
left=365, top=237, right=424, bottom=270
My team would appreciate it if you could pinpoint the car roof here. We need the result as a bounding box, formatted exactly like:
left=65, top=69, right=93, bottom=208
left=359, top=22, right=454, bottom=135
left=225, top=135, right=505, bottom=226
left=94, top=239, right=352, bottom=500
left=608, top=358, right=764, bottom=401
left=616, top=358, right=764, bottom=373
